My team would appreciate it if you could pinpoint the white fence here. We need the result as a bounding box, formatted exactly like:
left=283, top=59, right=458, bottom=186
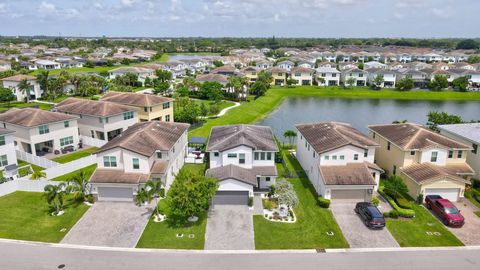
left=80, top=135, right=107, bottom=148
left=16, top=150, right=59, bottom=169
left=0, top=179, right=65, bottom=197
left=44, top=155, right=97, bottom=179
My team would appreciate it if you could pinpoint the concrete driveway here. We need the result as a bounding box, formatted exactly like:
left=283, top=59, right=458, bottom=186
left=61, top=202, right=153, bottom=248
left=443, top=200, right=480, bottom=246
left=205, top=205, right=254, bottom=250
left=331, top=203, right=399, bottom=248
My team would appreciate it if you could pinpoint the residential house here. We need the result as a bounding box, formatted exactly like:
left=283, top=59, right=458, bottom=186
left=276, top=60, right=294, bottom=71
left=296, top=122, right=383, bottom=202
left=0, top=108, right=79, bottom=156
left=368, top=123, right=474, bottom=201
left=108, top=67, right=155, bottom=86
left=0, top=128, right=17, bottom=170
left=316, top=67, right=340, bottom=86
left=35, top=60, right=61, bottom=70
left=206, top=125, right=279, bottom=205
left=243, top=66, right=260, bottom=83
left=398, top=69, right=428, bottom=88
left=195, top=73, right=229, bottom=86
left=364, top=61, right=387, bottom=70
left=1, top=75, right=43, bottom=102
left=267, top=67, right=289, bottom=86
left=341, top=68, right=368, bottom=86
left=255, top=60, right=272, bottom=69
left=101, top=91, right=174, bottom=122
left=90, top=121, right=190, bottom=201
left=0, top=60, right=12, bottom=71
left=290, top=67, right=314, bottom=85
left=211, top=65, right=239, bottom=76
left=55, top=98, right=139, bottom=142
left=438, top=123, right=480, bottom=180
left=298, top=61, right=314, bottom=69
left=367, top=69, right=397, bottom=88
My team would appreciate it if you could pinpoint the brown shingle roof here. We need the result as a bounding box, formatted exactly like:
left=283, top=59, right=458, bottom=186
left=401, top=163, right=474, bottom=185
left=291, top=66, right=314, bottom=73
left=0, top=128, right=15, bottom=135
left=150, top=160, right=168, bottom=174
left=90, top=169, right=149, bottom=184
left=101, top=91, right=173, bottom=107
left=0, top=108, right=78, bottom=127
left=319, top=162, right=378, bottom=186
left=56, top=98, right=137, bottom=117
left=368, top=123, right=470, bottom=150
left=196, top=73, right=228, bottom=84
left=296, top=122, right=378, bottom=154
left=96, top=121, right=189, bottom=157
left=206, top=164, right=277, bottom=187
left=1, top=75, right=36, bottom=82
left=207, top=125, right=278, bottom=152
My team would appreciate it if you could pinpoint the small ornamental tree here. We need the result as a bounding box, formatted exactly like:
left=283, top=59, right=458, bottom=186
left=283, top=130, right=297, bottom=148
left=0, top=87, right=15, bottom=107
left=275, top=179, right=298, bottom=208
left=44, top=183, right=67, bottom=215
left=452, top=76, right=469, bottom=92
left=345, top=77, right=356, bottom=88
left=396, top=77, right=414, bottom=91
left=384, top=175, right=409, bottom=195
left=135, top=180, right=164, bottom=218
left=428, top=75, right=448, bottom=91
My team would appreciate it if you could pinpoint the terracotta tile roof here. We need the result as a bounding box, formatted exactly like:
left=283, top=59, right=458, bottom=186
left=90, top=169, right=149, bottom=184
left=150, top=160, right=169, bottom=174
left=96, top=121, right=189, bottom=157
left=101, top=91, right=173, bottom=107
left=207, top=124, right=278, bottom=152
left=206, top=164, right=277, bottom=187
left=0, top=75, right=36, bottom=82
left=55, top=98, right=137, bottom=117
left=401, top=163, right=474, bottom=185
left=0, top=108, right=78, bottom=127
left=296, top=122, right=378, bottom=154
left=319, top=162, right=378, bottom=186
left=368, top=123, right=470, bottom=150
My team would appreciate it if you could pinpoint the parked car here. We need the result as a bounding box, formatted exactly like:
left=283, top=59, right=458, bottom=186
left=425, top=195, right=465, bottom=227
left=354, top=202, right=386, bottom=228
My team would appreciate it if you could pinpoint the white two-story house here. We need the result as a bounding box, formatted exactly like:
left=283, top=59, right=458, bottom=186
left=1, top=75, right=43, bottom=102
left=206, top=125, right=279, bottom=205
left=0, top=108, right=79, bottom=156
left=367, top=68, right=397, bottom=88
left=55, top=98, right=139, bottom=142
left=341, top=68, right=368, bottom=86
left=90, top=121, right=190, bottom=202
left=296, top=122, right=383, bottom=202
left=0, top=128, right=17, bottom=170
left=316, top=67, right=341, bottom=86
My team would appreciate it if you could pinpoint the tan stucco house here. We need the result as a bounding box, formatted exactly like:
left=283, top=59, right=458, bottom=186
left=368, top=123, right=475, bottom=201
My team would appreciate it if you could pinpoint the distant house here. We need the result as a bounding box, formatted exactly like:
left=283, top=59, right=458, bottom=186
left=296, top=122, right=383, bottom=202
left=364, top=61, right=387, bottom=70
left=55, top=98, right=139, bottom=141
left=101, top=91, right=174, bottom=122
left=35, top=60, right=61, bottom=70
left=290, top=66, right=314, bottom=85
left=211, top=65, right=239, bottom=76
left=367, top=68, right=397, bottom=88
left=316, top=67, right=340, bottom=86
left=255, top=60, right=272, bottom=69
left=341, top=68, right=368, bottom=86
left=242, top=66, right=260, bottom=83
left=369, top=123, right=474, bottom=201
left=206, top=125, right=279, bottom=205
left=267, top=67, right=289, bottom=86
left=0, top=128, right=17, bottom=170
left=108, top=67, right=155, bottom=86
left=276, top=60, right=294, bottom=71
left=0, top=60, right=12, bottom=71
left=1, top=75, right=43, bottom=102
left=0, top=108, right=79, bottom=156
left=90, top=121, right=189, bottom=201
left=195, top=73, right=229, bottom=86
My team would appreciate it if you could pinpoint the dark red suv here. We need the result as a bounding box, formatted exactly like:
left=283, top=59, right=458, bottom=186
left=425, top=195, right=465, bottom=227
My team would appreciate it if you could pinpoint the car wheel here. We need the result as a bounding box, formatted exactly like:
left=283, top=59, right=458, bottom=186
left=354, top=208, right=359, bottom=214
left=426, top=203, right=431, bottom=209
left=364, top=220, right=370, bottom=227
left=443, top=219, right=449, bottom=226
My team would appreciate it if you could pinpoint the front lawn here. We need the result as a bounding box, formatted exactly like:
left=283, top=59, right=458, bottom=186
left=0, top=101, right=53, bottom=111
left=0, top=191, right=89, bottom=242
left=386, top=203, right=464, bottom=247
left=52, top=164, right=97, bottom=182
left=253, top=149, right=348, bottom=249
left=50, top=147, right=98, bottom=164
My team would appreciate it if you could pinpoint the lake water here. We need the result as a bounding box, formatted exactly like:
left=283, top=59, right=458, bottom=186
left=168, top=54, right=216, bottom=61
left=258, top=97, right=480, bottom=142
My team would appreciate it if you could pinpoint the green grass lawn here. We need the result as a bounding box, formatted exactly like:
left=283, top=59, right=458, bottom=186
left=464, top=189, right=480, bottom=209
left=189, top=86, right=480, bottom=137
left=253, top=148, right=348, bottom=249
left=191, top=99, right=236, bottom=116
left=0, top=191, right=89, bottom=242
left=17, top=159, right=45, bottom=177
left=52, top=164, right=97, bottom=182
left=50, top=147, right=98, bottom=164
left=386, top=203, right=464, bottom=247
left=0, top=101, right=53, bottom=111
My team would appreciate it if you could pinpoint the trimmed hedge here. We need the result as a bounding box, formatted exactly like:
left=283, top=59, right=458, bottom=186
left=384, top=188, right=413, bottom=209
left=378, top=189, right=415, bottom=218
left=317, top=197, right=331, bottom=208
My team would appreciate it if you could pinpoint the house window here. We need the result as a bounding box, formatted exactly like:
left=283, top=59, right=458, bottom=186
left=227, top=153, right=237, bottom=158
left=332, top=73, right=336, bottom=77
left=254, top=152, right=259, bottom=160
left=353, top=154, right=358, bottom=161
left=239, top=153, right=246, bottom=164
left=64, top=121, right=69, bottom=128
left=261, top=152, right=266, bottom=160
left=393, top=165, right=397, bottom=175
left=324, top=155, right=330, bottom=160
left=0, top=136, right=5, bottom=146
left=431, top=151, right=438, bottom=162
left=165, top=115, right=170, bottom=122
left=163, top=102, right=170, bottom=109
left=266, top=152, right=272, bottom=160
left=410, top=150, right=415, bottom=155
left=364, top=149, right=368, bottom=157
left=38, top=125, right=49, bottom=135
left=372, top=172, right=376, bottom=179
left=373, top=132, right=376, bottom=138
left=295, top=73, right=301, bottom=77
left=307, top=144, right=310, bottom=151
left=99, top=117, right=109, bottom=123
left=340, top=155, right=345, bottom=160
left=123, top=111, right=134, bottom=120
left=313, top=152, right=316, bottom=158
left=132, top=158, right=140, bottom=169
left=321, top=73, right=326, bottom=77
left=448, top=150, right=453, bottom=158
left=60, top=136, right=74, bottom=146
left=277, top=73, right=282, bottom=76
left=214, top=152, right=219, bottom=157
left=266, top=177, right=271, bottom=182
left=387, top=142, right=391, bottom=150
left=0, top=154, right=8, bottom=166
left=305, top=141, right=307, bottom=148
left=473, top=144, right=478, bottom=154
left=458, top=151, right=463, bottom=158
left=103, top=156, right=117, bottom=167
left=332, top=155, right=337, bottom=160
left=144, top=107, right=148, bottom=112
left=157, top=152, right=163, bottom=159
left=359, top=73, right=364, bottom=77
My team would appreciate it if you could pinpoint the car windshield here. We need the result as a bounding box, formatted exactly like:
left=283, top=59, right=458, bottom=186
left=445, top=207, right=459, bottom=214
left=367, top=207, right=383, bottom=218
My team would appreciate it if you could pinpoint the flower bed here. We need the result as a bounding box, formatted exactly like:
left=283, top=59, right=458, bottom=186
left=261, top=196, right=296, bottom=223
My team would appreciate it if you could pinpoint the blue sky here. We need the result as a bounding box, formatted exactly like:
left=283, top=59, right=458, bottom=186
left=0, top=0, right=478, bottom=38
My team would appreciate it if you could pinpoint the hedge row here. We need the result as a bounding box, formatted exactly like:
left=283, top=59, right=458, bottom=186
left=378, top=189, right=415, bottom=218
left=383, top=188, right=413, bottom=209
left=317, top=197, right=331, bottom=208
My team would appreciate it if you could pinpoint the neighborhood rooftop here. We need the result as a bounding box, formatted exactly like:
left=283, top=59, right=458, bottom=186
left=401, top=163, right=474, bottom=185
left=207, top=124, right=278, bottom=152
left=0, top=108, right=78, bottom=127
left=206, top=164, right=277, bottom=187
left=101, top=91, right=173, bottom=107
left=319, top=162, right=379, bottom=186
left=0, top=74, right=37, bottom=81
left=438, top=123, right=480, bottom=143
left=55, top=98, right=138, bottom=117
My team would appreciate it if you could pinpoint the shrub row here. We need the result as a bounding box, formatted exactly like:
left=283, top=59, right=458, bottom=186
left=378, top=189, right=415, bottom=218
left=317, top=197, right=331, bottom=208
left=383, top=188, right=413, bottom=209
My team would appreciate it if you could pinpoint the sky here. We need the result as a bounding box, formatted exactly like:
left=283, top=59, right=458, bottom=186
left=0, top=0, right=479, bottom=38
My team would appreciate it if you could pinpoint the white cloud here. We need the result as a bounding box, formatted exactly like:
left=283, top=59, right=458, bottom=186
left=121, top=0, right=137, bottom=7
left=38, top=1, right=56, bottom=15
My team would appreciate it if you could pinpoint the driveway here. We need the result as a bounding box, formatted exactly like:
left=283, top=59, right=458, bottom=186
left=61, top=202, right=153, bottom=248
left=330, top=203, right=399, bottom=248
left=205, top=205, right=254, bottom=250
left=444, top=200, right=480, bottom=246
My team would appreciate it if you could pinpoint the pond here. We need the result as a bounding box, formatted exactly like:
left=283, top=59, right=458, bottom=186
left=257, top=97, right=480, bottom=142
left=168, top=54, right=217, bottom=61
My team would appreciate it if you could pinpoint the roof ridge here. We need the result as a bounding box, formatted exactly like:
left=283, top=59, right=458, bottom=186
left=404, top=124, right=423, bottom=149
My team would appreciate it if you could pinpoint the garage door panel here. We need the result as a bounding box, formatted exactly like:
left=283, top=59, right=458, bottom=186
left=98, top=187, right=134, bottom=202
left=331, top=189, right=367, bottom=203
left=424, top=188, right=459, bottom=202
left=213, top=191, right=248, bottom=205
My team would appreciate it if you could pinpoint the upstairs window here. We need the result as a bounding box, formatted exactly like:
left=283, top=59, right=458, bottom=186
left=448, top=150, right=453, bottom=158
left=473, top=144, right=478, bottom=154
left=254, top=152, right=259, bottom=160
left=123, top=111, right=134, bottom=120
left=324, top=155, right=330, bottom=160
left=410, top=150, right=415, bottom=156
left=38, top=125, right=49, bottom=135
left=364, top=149, right=369, bottom=157
left=163, top=102, right=170, bottom=109
left=239, top=153, right=246, bottom=164
left=266, top=152, right=272, bottom=160
left=157, top=152, right=163, bottom=159
left=387, top=142, right=391, bottom=150
left=431, top=151, right=438, bottom=162
left=458, top=151, right=463, bottom=158
left=0, top=136, right=5, bottom=146
left=227, top=153, right=237, bottom=158
left=353, top=154, right=358, bottom=161
left=132, top=158, right=140, bottom=169
left=64, top=121, right=69, bottom=128
left=103, top=156, right=117, bottom=167
left=214, top=152, right=219, bottom=157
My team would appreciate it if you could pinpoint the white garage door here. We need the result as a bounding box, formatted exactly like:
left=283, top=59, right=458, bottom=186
left=424, top=188, right=459, bottom=202
left=97, top=187, right=134, bottom=202
left=331, top=189, right=367, bottom=202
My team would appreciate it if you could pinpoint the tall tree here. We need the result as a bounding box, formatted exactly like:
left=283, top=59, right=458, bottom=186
left=17, top=79, right=32, bottom=103
left=66, top=171, right=90, bottom=202
left=135, top=180, right=164, bottom=218
left=36, top=70, right=49, bottom=94
left=44, top=183, right=66, bottom=214
left=396, top=77, right=414, bottom=91
left=427, top=111, right=463, bottom=132
left=0, top=87, right=16, bottom=107
left=428, top=75, right=448, bottom=91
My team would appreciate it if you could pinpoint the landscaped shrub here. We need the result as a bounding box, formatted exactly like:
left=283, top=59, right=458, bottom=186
left=384, top=188, right=412, bottom=209
left=378, top=189, right=415, bottom=218
left=248, top=197, right=253, bottom=207
left=262, top=199, right=278, bottom=210
left=371, top=196, right=379, bottom=206
left=86, top=194, right=94, bottom=204
left=317, top=197, right=331, bottom=208
left=385, top=210, right=399, bottom=219
left=416, top=194, right=424, bottom=204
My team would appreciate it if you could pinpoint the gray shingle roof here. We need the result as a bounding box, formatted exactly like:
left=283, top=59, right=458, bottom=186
left=438, top=123, right=480, bottom=143
left=207, top=125, right=278, bottom=152
left=206, top=164, right=277, bottom=187
left=319, top=162, right=379, bottom=186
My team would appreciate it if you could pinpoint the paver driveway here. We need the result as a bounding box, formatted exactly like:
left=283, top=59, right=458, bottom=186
left=442, top=200, right=480, bottom=246
left=61, top=202, right=153, bottom=248
left=331, top=203, right=399, bottom=248
left=205, top=205, right=254, bottom=250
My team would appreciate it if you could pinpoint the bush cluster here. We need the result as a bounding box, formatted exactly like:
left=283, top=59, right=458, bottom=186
left=378, top=189, right=415, bottom=218
left=384, top=188, right=412, bottom=209
left=317, top=197, right=331, bottom=208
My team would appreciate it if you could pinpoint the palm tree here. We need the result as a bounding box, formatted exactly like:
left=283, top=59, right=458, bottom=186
left=135, top=180, right=164, bottom=218
left=17, top=79, right=32, bottom=103
left=36, top=70, right=49, bottom=97
left=44, top=183, right=66, bottom=214
left=30, top=170, right=46, bottom=180
left=283, top=130, right=297, bottom=148
left=66, top=171, right=89, bottom=202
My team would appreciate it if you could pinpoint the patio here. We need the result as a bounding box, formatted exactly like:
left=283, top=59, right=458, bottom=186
left=185, top=136, right=206, bottom=164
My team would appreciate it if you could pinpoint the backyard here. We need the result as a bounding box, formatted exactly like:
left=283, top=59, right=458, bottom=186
left=0, top=191, right=89, bottom=242
left=50, top=147, right=98, bottom=164
left=52, top=164, right=97, bottom=182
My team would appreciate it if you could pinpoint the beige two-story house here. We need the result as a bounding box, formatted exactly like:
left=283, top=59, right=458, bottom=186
left=290, top=67, right=314, bottom=86
left=368, top=123, right=474, bottom=201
